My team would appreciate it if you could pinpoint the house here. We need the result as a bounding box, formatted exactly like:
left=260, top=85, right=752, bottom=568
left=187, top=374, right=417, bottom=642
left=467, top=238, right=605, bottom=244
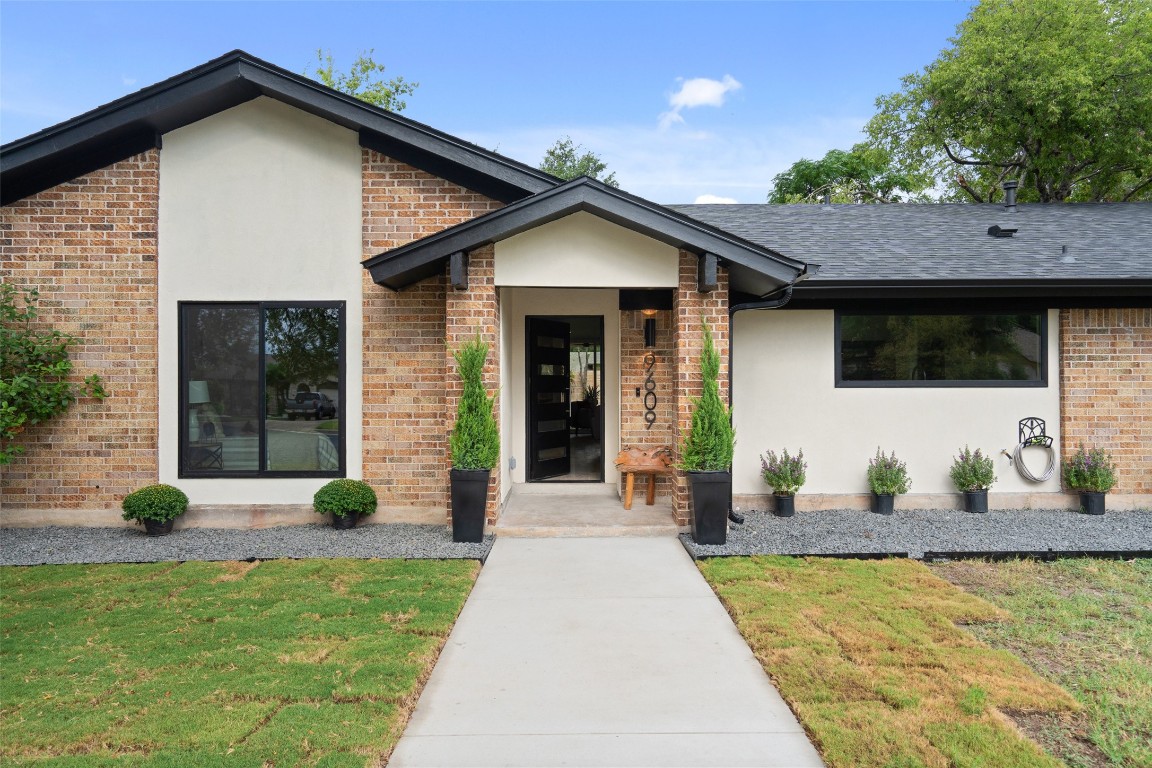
left=2, top=51, right=1149, bottom=528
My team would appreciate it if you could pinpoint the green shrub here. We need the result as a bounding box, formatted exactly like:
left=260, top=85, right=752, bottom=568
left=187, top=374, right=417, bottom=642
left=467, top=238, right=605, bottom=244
left=121, top=484, right=189, bottom=524
left=449, top=338, right=500, bottom=470
left=313, top=479, right=378, bottom=518
left=761, top=448, right=807, bottom=495
left=1, top=284, right=107, bottom=464
left=949, top=445, right=997, bottom=492
left=1062, top=444, right=1117, bottom=492
left=867, top=448, right=911, bottom=495
left=680, top=325, right=735, bottom=472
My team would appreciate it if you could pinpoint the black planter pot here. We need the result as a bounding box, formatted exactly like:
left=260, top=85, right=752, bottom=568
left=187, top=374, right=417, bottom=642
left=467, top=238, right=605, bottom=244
left=451, top=468, right=490, bottom=542
left=774, top=493, right=796, bottom=518
left=963, top=489, right=989, bottom=514
left=688, top=471, right=731, bottom=545
left=871, top=493, right=895, bottom=515
left=143, top=518, right=174, bottom=537
left=332, top=511, right=360, bottom=530
left=1079, top=491, right=1106, bottom=515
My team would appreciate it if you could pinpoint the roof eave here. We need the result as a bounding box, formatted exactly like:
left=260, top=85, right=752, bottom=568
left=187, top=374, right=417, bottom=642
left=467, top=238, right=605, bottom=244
left=364, top=178, right=809, bottom=290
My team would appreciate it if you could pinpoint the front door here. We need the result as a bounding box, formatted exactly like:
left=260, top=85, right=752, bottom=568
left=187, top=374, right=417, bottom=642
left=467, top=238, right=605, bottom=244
left=527, top=317, right=571, bottom=480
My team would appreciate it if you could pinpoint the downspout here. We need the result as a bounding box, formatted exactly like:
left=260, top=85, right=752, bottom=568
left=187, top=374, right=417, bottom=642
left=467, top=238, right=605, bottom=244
left=722, top=273, right=806, bottom=523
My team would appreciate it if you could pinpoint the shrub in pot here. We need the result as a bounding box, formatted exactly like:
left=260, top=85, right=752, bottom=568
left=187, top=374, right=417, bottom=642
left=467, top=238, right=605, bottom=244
left=313, top=479, right=377, bottom=529
left=121, top=483, right=189, bottom=536
left=449, top=338, right=500, bottom=542
left=867, top=448, right=910, bottom=515
left=680, top=325, right=735, bottom=544
left=949, top=445, right=996, bottom=513
left=1062, top=444, right=1117, bottom=515
left=761, top=448, right=806, bottom=517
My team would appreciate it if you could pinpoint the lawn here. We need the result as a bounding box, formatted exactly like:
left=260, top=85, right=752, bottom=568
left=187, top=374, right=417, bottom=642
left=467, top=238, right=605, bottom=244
left=0, top=558, right=479, bottom=767
left=932, top=558, right=1151, bottom=768
left=701, top=556, right=1081, bottom=768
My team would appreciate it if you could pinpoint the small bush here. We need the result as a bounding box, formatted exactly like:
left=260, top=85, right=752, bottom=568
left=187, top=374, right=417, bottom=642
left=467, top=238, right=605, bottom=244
left=761, top=448, right=807, bottom=495
left=949, top=445, right=997, bottom=492
left=313, top=479, right=378, bottom=518
left=1062, top=444, right=1117, bottom=492
left=121, top=484, right=189, bottom=524
left=867, top=448, right=911, bottom=495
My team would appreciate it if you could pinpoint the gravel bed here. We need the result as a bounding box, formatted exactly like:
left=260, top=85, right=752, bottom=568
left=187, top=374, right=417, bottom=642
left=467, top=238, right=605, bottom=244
left=681, top=507, right=1152, bottom=560
left=0, top=524, right=493, bottom=567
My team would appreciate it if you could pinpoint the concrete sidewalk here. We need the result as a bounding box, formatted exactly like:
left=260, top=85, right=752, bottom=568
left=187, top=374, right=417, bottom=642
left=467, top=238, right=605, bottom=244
left=389, top=537, right=824, bottom=767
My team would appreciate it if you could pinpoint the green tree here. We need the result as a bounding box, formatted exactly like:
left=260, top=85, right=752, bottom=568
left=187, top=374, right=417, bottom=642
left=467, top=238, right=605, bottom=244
left=1, top=284, right=107, bottom=464
left=449, top=338, right=500, bottom=470
left=867, top=0, right=1152, bottom=203
left=540, top=137, right=619, bottom=186
left=307, top=49, right=417, bottom=112
left=768, top=144, right=931, bottom=203
left=679, top=325, right=734, bottom=472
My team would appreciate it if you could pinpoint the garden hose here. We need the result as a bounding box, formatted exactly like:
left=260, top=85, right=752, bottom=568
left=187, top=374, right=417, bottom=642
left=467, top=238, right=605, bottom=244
left=1009, top=441, right=1057, bottom=483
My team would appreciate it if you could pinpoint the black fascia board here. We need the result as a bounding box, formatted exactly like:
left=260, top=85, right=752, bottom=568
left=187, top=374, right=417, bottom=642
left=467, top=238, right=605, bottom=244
left=788, top=278, right=1152, bottom=309
left=363, top=177, right=812, bottom=290
left=2, top=50, right=557, bottom=206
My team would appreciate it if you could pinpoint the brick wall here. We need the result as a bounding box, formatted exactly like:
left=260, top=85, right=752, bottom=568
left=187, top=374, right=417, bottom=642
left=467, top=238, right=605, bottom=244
left=1, top=151, right=160, bottom=509
left=361, top=150, right=503, bottom=515
left=444, top=246, right=501, bottom=522
left=1060, top=308, right=1152, bottom=494
left=619, top=309, right=676, bottom=501
left=671, top=251, right=730, bottom=523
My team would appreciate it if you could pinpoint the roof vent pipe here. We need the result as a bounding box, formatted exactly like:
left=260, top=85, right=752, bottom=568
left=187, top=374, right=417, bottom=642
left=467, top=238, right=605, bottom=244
left=1003, top=180, right=1019, bottom=213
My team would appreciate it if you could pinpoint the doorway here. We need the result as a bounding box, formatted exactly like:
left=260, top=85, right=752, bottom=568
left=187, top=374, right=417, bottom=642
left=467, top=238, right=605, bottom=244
left=526, top=315, right=604, bottom=482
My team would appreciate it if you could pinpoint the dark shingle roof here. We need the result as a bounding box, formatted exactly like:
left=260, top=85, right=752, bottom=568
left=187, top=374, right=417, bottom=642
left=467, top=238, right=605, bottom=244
left=670, top=203, right=1152, bottom=283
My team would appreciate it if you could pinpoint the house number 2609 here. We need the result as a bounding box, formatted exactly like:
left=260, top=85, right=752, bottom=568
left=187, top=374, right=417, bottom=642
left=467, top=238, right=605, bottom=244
left=643, top=352, right=657, bottom=429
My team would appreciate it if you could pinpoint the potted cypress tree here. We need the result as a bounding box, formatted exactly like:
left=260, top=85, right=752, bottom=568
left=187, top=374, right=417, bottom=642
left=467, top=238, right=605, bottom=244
left=680, top=325, right=735, bottom=544
left=449, top=338, right=500, bottom=542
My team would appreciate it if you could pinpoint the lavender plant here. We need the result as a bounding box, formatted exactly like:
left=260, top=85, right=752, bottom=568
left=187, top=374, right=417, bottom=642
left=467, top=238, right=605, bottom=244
left=761, top=448, right=807, bottom=495
left=867, top=448, right=911, bottom=495
left=1062, top=444, right=1117, bottom=493
left=949, top=445, right=996, bottom=492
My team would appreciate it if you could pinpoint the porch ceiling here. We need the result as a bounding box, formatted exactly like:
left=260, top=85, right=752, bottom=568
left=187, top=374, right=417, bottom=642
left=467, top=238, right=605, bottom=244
left=362, top=177, right=818, bottom=296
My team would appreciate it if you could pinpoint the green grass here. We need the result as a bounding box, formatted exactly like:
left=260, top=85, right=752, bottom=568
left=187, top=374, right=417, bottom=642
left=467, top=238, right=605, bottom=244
left=932, top=558, right=1152, bottom=768
left=0, top=558, right=479, bottom=766
left=700, top=556, right=1078, bottom=768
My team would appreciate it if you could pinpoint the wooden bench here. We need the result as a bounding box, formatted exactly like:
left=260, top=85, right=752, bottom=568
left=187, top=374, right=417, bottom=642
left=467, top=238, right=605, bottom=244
left=615, top=447, right=672, bottom=510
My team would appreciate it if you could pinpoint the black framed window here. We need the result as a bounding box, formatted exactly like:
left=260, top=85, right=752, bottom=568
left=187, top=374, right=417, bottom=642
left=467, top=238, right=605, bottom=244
left=180, top=302, right=345, bottom=477
left=836, top=311, right=1046, bottom=387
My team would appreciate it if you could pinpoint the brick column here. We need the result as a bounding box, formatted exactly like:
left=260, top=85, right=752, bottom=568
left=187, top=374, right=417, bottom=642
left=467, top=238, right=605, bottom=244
left=671, top=251, right=730, bottom=524
left=1060, top=308, right=1152, bottom=495
left=620, top=309, right=676, bottom=501
left=445, top=245, right=502, bottom=522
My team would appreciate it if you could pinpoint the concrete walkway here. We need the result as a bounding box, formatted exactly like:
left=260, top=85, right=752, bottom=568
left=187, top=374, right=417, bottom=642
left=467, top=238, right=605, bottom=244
left=389, top=537, right=824, bottom=767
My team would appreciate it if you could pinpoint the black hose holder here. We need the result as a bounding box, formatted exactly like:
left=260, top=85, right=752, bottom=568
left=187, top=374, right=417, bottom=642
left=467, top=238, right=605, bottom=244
left=1018, top=417, right=1053, bottom=448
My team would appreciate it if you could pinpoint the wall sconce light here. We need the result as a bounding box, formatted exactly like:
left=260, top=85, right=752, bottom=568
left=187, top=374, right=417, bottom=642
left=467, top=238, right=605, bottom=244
left=644, top=317, right=657, bottom=348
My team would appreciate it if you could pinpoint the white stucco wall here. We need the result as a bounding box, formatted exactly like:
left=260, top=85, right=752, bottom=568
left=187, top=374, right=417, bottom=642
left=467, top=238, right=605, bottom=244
left=158, top=97, right=363, bottom=504
left=501, top=288, right=621, bottom=487
left=495, top=212, right=679, bottom=287
left=731, top=309, right=1062, bottom=497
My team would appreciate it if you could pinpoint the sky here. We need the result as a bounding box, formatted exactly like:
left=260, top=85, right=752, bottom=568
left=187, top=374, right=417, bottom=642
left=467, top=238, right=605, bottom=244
left=0, top=1, right=976, bottom=204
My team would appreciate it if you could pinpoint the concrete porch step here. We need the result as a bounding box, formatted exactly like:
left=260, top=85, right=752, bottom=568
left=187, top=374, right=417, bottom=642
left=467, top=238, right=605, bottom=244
left=495, top=483, right=682, bottom=538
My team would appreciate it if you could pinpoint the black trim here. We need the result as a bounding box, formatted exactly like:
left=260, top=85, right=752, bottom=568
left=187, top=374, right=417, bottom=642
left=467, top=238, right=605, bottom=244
left=3, top=50, right=556, bottom=206
left=791, top=279, right=1152, bottom=308
left=619, top=289, right=674, bottom=311
left=363, top=177, right=811, bottom=291
left=178, top=300, right=346, bottom=479
left=833, top=308, right=1049, bottom=389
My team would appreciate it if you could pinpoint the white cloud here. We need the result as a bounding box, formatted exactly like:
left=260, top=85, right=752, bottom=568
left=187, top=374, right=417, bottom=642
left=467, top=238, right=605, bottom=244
left=694, top=194, right=739, bottom=204
left=659, top=75, right=742, bottom=130
left=121, top=75, right=137, bottom=87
